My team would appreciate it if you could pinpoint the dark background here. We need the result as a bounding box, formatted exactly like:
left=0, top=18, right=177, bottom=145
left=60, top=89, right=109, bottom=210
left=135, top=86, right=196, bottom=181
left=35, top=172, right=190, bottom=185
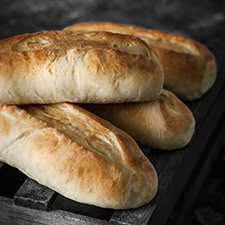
left=0, top=1, right=225, bottom=79
left=0, top=1, right=225, bottom=224
left=0, top=0, right=224, bottom=41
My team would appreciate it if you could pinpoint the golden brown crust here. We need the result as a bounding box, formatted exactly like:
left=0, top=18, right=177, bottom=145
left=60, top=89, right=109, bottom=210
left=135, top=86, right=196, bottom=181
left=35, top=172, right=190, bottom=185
left=0, top=103, right=157, bottom=209
left=0, top=30, right=163, bottom=104
left=65, top=22, right=217, bottom=100
left=81, top=90, right=195, bottom=150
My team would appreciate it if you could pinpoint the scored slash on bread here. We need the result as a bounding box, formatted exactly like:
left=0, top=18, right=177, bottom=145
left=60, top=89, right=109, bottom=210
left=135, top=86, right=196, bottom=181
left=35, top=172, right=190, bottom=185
left=0, top=103, right=158, bottom=209
left=65, top=21, right=217, bottom=100
left=80, top=90, right=195, bottom=150
left=0, top=30, right=163, bottom=104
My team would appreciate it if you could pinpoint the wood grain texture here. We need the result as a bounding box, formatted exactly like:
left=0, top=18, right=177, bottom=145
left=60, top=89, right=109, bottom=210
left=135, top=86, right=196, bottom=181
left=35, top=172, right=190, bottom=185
left=0, top=196, right=108, bottom=225
left=14, top=179, right=56, bottom=211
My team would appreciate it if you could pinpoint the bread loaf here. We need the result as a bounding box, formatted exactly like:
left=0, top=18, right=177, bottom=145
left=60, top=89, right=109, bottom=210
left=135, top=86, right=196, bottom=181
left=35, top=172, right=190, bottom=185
left=0, top=30, right=163, bottom=104
left=65, top=22, right=217, bottom=100
left=81, top=90, right=195, bottom=150
left=0, top=103, right=158, bottom=209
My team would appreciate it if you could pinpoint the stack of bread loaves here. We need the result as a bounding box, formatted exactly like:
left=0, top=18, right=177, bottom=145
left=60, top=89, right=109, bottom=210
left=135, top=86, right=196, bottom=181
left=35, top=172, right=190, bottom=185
left=0, top=22, right=217, bottom=209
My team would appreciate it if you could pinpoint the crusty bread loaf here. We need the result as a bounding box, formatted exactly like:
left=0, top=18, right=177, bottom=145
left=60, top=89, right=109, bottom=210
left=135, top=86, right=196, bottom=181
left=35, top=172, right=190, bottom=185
left=0, top=103, right=158, bottom=209
left=81, top=90, right=195, bottom=150
left=0, top=30, right=163, bottom=105
left=65, top=22, right=217, bottom=100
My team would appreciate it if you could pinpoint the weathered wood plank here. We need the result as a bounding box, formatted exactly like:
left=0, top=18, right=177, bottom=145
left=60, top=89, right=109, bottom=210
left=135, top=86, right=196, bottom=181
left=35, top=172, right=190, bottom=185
left=110, top=203, right=157, bottom=225
left=52, top=194, right=114, bottom=221
left=14, top=178, right=56, bottom=211
left=0, top=196, right=108, bottom=225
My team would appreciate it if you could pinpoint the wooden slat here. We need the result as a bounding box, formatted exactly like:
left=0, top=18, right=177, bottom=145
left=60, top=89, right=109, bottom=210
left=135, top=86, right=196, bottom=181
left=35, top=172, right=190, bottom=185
left=110, top=203, right=157, bottom=225
left=0, top=196, right=108, bottom=225
left=14, top=178, right=56, bottom=211
left=52, top=194, right=114, bottom=221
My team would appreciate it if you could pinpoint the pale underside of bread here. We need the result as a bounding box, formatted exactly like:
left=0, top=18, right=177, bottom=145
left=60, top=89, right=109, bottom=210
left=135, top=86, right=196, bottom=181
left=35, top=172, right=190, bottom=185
left=0, top=30, right=163, bottom=104
left=65, top=22, right=217, bottom=100
left=0, top=103, right=157, bottom=209
left=81, top=90, right=195, bottom=150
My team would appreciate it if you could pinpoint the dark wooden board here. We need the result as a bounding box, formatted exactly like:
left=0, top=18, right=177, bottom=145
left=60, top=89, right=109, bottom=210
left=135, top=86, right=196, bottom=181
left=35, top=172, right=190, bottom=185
left=14, top=179, right=56, bottom=211
left=0, top=196, right=108, bottom=225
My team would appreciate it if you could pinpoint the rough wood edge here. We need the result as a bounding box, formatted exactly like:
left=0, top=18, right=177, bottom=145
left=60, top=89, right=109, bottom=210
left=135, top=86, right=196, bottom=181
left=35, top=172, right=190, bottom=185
left=0, top=196, right=109, bottom=225
left=14, top=178, right=56, bottom=211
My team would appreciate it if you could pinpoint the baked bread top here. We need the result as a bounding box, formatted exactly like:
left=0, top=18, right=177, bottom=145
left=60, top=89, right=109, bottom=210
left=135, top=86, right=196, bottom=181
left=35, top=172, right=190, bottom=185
left=65, top=22, right=217, bottom=100
left=0, top=103, right=158, bottom=209
left=81, top=89, right=195, bottom=150
left=0, top=30, right=163, bottom=104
